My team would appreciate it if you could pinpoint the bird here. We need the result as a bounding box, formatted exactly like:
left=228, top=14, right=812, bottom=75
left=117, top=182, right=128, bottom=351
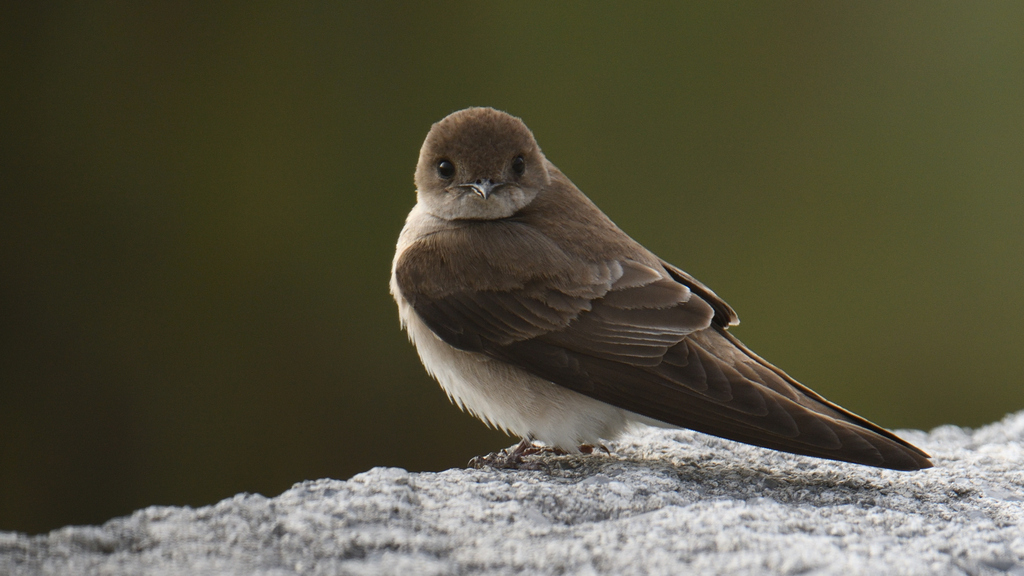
left=390, top=107, right=932, bottom=471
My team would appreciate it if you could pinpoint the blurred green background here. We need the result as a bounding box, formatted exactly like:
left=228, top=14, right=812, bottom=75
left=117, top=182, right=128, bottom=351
left=2, top=2, right=1022, bottom=534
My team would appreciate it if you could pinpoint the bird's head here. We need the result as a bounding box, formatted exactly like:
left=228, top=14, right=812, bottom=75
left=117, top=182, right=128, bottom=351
left=414, top=107, right=551, bottom=221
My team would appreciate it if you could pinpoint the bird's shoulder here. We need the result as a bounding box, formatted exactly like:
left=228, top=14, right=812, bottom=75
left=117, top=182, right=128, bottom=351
left=395, top=173, right=651, bottom=299
left=394, top=216, right=591, bottom=298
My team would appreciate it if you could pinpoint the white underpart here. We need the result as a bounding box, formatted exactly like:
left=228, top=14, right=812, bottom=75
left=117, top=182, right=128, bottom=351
left=391, top=204, right=664, bottom=450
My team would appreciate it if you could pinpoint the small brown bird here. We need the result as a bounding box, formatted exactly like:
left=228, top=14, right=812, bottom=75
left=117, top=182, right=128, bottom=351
left=391, top=107, right=931, bottom=471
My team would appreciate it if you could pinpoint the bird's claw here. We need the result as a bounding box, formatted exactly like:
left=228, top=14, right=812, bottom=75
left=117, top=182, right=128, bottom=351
left=468, top=439, right=610, bottom=469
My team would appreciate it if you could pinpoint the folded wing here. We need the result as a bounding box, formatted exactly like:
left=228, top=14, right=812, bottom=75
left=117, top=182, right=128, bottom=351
left=397, top=249, right=932, bottom=470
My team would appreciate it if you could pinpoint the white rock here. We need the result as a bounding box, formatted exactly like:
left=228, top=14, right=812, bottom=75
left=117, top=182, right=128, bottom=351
left=3, top=412, right=1024, bottom=575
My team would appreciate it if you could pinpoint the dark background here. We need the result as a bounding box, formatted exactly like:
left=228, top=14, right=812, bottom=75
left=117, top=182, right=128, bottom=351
left=2, top=3, right=1022, bottom=534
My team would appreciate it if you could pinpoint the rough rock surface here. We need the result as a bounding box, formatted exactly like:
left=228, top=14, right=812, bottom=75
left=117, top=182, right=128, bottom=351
left=3, top=412, right=1024, bottom=576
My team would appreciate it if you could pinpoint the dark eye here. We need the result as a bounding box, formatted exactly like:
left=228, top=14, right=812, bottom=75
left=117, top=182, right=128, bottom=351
left=511, top=155, right=526, bottom=176
left=437, top=160, right=455, bottom=179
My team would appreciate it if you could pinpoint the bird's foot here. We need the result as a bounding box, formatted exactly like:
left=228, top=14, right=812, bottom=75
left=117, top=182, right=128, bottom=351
left=469, top=439, right=545, bottom=470
left=468, top=440, right=610, bottom=469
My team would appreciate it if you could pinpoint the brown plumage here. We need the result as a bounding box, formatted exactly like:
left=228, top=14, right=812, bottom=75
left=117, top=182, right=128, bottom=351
left=391, top=107, right=931, bottom=471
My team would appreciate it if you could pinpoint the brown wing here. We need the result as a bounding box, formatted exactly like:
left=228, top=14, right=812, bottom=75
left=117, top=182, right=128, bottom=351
left=659, top=259, right=740, bottom=328
left=396, top=244, right=931, bottom=470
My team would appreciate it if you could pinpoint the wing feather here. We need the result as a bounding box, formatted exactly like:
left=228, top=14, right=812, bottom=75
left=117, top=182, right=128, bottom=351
left=396, top=242, right=931, bottom=470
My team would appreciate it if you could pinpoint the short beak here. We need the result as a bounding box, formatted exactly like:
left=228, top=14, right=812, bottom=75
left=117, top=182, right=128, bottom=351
left=463, top=180, right=501, bottom=200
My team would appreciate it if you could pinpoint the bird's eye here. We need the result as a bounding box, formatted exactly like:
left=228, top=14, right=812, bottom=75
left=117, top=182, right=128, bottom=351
left=511, top=155, right=526, bottom=176
left=437, top=160, right=455, bottom=179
